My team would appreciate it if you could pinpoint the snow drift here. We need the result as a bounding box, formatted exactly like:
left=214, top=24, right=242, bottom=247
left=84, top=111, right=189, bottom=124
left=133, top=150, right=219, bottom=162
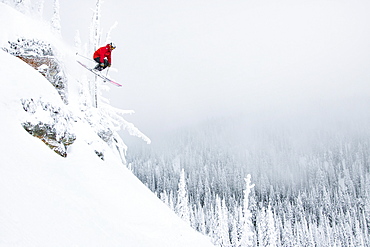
left=0, top=3, right=213, bottom=246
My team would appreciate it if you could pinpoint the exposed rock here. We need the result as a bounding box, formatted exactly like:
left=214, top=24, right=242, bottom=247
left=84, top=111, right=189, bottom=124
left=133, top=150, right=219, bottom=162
left=3, top=38, right=68, bottom=104
left=21, top=98, right=76, bottom=157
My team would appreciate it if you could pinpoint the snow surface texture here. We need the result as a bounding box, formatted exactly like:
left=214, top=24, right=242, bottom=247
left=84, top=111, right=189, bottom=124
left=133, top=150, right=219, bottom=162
left=0, top=3, right=214, bottom=247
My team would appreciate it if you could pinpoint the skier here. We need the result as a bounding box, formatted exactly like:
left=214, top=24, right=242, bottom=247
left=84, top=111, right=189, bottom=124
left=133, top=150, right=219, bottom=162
left=93, top=42, right=116, bottom=71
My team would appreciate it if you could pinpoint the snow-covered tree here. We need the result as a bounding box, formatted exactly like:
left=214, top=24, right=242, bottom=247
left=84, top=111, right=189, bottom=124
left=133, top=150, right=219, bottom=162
left=129, top=115, right=370, bottom=246
left=230, top=211, right=240, bottom=247
left=213, top=195, right=231, bottom=247
left=266, top=205, right=277, bottom=247
left=281, top=215, right=294, bottom=247
left=160, top=190, right=169, bottom=206
left=240, top=174, right=255, bottom=247
left=88, top=0, right=103, bottom=108
left=196, top=205, right=207, bottom=235
left=51, top=0, right=61, bottom=37
left=90, top=0, right=102, bottom=51
left=168, top=190, right=175, bottom=212
left=176, top=169, right=190, bottom=225
left=257, top=206, right=277, bottom=247
left=257, top=207, right=268, bottom=247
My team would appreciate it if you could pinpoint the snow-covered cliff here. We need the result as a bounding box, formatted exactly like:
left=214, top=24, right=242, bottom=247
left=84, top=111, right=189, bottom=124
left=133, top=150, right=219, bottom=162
left=0, top=3, right=213, bottom=246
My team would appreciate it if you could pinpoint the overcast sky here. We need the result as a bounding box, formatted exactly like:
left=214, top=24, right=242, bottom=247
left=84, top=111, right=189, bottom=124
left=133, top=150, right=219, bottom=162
left=45, top=0, right=370, bottom=141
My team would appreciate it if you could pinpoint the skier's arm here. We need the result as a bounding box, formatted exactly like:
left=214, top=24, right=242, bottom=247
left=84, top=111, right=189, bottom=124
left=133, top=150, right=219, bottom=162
left=99, top=48, right=105, bottom=63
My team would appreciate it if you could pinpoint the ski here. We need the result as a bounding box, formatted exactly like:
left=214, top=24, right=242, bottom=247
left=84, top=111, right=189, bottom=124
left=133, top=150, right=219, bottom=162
left=77, top=61, right=122, bottom=87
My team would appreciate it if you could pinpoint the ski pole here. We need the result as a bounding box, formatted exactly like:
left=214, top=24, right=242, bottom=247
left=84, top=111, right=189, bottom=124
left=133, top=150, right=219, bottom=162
left=76, top=52, right=93, bottom=62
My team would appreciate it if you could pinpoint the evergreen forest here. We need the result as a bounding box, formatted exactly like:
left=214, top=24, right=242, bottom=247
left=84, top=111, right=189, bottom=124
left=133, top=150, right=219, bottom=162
left=128, top=113, right=370, bottom=246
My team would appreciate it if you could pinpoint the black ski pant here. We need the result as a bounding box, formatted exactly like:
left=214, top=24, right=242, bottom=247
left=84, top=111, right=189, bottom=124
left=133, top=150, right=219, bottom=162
left=94, top=57, right=109, bottom=71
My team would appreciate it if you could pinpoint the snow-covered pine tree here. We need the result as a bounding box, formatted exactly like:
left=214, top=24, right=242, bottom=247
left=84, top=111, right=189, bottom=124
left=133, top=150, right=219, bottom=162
left=230, top=209, right=240, bottom=247
left=160, top=190, right=169, bottom=207
left=240, top=174, right=255, bottom=247
left=90, top=0, right=102, bottom=52
left=256, top=206, right=277, bottom=247
left=213, top=195, right=231, bottom=247
left=51, top=0, right=61, bottom=37
left=189, top=205, right=196, bottom=230
left=129, top=117, right=370, bottom=246
left=354, top=218, right=366, bottom=247
left=89, top=0, right=102, bottom=108
left=362, top=197, right=370, bottom=244
left=273, top=214, right=282, bottom=247
left=176, top=169, right=190, bottom=225
left=257, top=207, right=268, bottom=246
left=266, top=205, right=277, bottom=247
left=196, top=203, right=207, bottom=235
left=168, top=190, right=175, bottom=212
left=280, top=215, right=294, bottom=247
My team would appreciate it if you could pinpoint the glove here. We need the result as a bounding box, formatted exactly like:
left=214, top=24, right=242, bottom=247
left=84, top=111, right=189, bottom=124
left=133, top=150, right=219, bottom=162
left=108, top=64, right=111, bottom=67
left=100, top=63, right=105, bottom=67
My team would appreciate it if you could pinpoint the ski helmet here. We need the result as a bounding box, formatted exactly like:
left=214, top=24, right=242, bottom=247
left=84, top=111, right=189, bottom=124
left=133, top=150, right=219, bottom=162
left=109, top=42, right=116, bottom=50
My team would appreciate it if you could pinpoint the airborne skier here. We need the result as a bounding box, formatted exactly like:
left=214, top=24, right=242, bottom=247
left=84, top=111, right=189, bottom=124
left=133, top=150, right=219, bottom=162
left=93, top=42, right=116, bottom=71
left=77, top=41, right=122, bottom=86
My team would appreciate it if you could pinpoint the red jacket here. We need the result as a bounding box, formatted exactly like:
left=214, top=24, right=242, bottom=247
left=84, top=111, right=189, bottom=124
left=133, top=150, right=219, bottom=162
left=93, top=44, right=112, bottom=64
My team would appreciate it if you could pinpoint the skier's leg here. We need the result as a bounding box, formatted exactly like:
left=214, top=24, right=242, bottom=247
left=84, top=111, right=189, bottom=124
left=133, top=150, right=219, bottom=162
left=103, top=58, right=109, bottom=69
left=94, top=57, right=103, bottom=71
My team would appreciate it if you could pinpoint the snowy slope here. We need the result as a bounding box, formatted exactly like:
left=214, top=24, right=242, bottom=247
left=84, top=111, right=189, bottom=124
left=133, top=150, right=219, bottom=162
left=0, top=4, right=213, bottom=247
